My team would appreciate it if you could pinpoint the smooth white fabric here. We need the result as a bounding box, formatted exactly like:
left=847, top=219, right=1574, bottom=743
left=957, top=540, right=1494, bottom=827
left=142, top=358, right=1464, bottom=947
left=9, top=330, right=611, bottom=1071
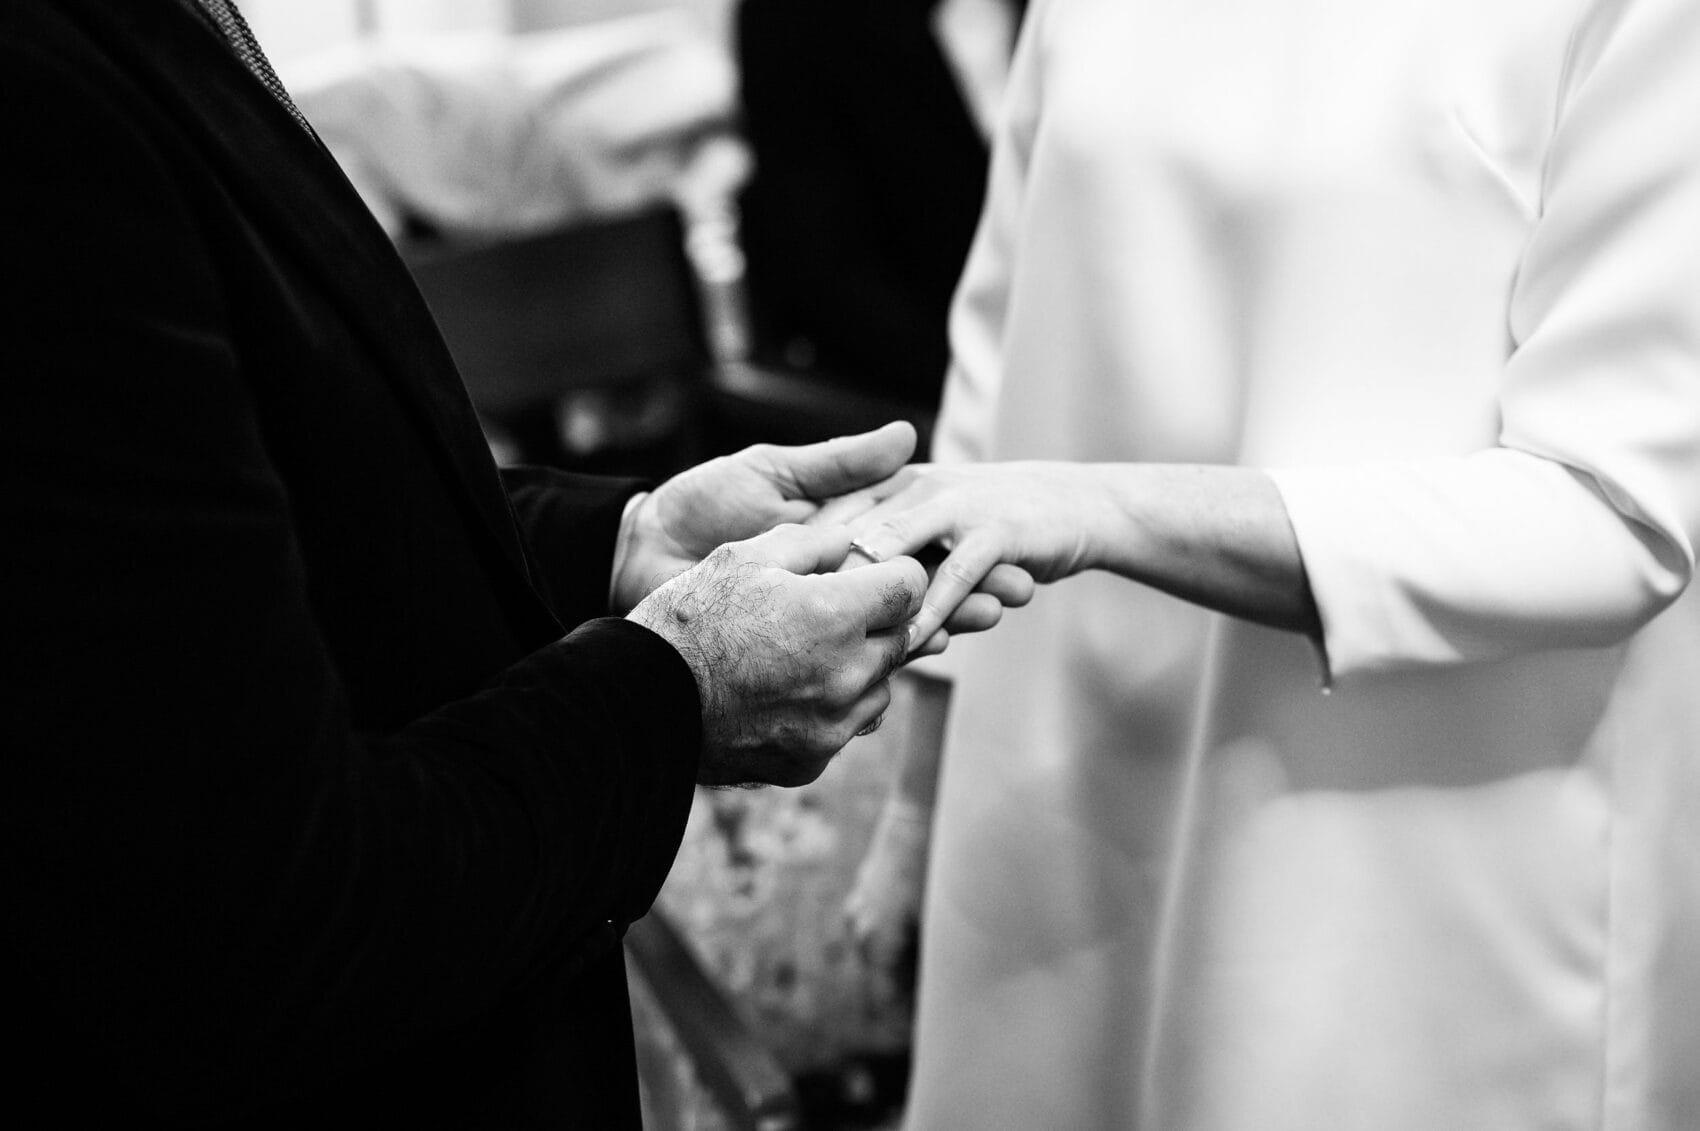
left=907, top=0, right=1700, bottom=1126
left=933, top=0, right=1021, bottom=141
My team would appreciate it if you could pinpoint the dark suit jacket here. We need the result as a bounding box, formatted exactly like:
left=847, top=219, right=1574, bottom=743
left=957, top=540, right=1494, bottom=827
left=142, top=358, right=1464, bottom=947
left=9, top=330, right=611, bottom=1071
left=736, top=0, right=995, bottom=403
left=1, top=2, right=700, bottom=1125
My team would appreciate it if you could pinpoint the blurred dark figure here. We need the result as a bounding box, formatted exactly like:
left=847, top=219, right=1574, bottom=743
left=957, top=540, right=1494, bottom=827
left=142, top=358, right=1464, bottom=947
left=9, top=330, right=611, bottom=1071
left=735, top=0, right=1020, bottom=404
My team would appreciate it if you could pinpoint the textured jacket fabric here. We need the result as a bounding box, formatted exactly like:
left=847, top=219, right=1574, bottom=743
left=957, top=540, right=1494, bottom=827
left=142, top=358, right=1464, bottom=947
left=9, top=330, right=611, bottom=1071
left=1, top=1, right=700, bottom=1124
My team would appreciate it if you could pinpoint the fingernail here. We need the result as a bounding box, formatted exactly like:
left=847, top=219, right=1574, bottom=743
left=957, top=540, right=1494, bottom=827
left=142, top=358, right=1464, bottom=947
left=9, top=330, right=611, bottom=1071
left=905, top=623, right=919, bottom=650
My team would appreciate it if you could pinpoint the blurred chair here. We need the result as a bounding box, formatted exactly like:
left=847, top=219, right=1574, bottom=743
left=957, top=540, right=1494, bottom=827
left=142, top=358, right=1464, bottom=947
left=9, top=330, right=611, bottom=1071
left=709, top=353, right=935, bottom=457
left=401, top=206, right=705, bottom=475
left=402, top=203, right=934, bottom=477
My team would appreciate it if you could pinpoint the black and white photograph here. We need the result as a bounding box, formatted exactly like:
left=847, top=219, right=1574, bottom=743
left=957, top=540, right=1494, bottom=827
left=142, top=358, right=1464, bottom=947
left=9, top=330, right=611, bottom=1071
left=5, top=0, right=1698, bottom=1127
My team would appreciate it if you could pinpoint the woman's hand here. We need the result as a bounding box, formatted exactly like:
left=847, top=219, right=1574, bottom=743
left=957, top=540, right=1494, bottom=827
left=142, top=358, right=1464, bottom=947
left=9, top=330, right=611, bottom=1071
left=838, top=461, right=1323, bottom=646
left=835, top=462, right=1107, bottom=648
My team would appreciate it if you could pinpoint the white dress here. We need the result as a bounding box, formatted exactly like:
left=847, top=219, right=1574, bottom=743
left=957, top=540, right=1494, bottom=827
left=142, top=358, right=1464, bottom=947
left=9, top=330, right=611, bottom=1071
left=905, top=0, right=1700, bottom=1127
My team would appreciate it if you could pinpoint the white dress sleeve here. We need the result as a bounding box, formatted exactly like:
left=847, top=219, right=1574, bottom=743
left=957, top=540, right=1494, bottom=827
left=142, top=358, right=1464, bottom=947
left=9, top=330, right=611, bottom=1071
left=929, top=0, right=1050, bottom=467
left=1271, top=0, right=1700, bottom=678
left=910, top=2, right=1048, bottom=684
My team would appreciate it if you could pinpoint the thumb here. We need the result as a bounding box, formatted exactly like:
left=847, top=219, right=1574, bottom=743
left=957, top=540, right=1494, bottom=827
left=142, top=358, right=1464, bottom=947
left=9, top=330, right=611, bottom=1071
left=770, top=422, right=917, bottom=500
left=739, top=522, right=853, bottom=576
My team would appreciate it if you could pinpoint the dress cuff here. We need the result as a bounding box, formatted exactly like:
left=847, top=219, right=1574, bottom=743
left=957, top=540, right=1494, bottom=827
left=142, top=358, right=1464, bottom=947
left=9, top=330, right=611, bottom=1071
left=1268, top=465, right=1401, bottom=684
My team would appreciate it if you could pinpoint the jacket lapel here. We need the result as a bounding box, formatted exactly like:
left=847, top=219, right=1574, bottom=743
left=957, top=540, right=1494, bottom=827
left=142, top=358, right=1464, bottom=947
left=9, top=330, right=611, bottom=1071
left=59, top=0, right=551, bottom=610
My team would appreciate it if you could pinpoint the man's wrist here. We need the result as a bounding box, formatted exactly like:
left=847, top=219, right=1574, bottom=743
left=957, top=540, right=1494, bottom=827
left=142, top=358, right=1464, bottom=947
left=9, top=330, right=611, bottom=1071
left=627, top=565, right=741, bottom=785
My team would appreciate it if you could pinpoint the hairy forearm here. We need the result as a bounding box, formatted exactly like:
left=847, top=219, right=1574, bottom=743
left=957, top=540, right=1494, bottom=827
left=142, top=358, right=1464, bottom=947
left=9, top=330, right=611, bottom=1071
left=1085, top=464, right=1322, bottom=638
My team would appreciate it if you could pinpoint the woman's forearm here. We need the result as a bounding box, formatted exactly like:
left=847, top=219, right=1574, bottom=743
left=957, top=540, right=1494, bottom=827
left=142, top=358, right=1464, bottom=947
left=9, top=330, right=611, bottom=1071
left=1085, top=464, right=1322, bottom=638
left=846, top=459, right=1323, bottom=645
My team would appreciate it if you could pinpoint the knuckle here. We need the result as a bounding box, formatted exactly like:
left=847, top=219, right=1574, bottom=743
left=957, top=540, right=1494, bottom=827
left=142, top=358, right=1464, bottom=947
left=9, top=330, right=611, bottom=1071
left=869, top=678, right=894, bottom=714
left=899, top=556, right=930, bottom=591
left=879, top=635, right=909, bottom=680
left=880, top=579, right=916, bottom=622
left=823, top=665, right=867, bottom=706
left=785, top=662, right=830, bottom=704
left=862, top=517, right=906, bottom=551
left=938, top=557, right=980, bottom=587
left=740, top=442, right=779, bottom=464
left=798, top=587, right=842, bottom=627
left=804, top=733, right=843, bottom=772
left=703, top=542, right=740, bottom=570
left=883, top=515, right=916, bottom=543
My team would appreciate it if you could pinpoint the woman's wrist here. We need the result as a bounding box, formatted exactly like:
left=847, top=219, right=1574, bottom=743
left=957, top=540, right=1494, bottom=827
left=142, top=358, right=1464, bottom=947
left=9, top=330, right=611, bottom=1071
left=1081, top=464, right=1320, bottom=636
left=1080, top=462, right=1150, bottom=578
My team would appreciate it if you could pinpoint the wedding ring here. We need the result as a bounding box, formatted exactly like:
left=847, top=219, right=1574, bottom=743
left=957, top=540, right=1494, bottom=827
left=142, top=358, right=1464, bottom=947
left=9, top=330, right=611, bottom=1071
left=847, top=538, right=885, bottom=564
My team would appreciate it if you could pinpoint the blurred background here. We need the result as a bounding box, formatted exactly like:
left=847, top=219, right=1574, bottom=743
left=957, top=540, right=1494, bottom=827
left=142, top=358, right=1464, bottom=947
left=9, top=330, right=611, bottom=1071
left=243, top=1, right=1021, bottom=1127
left=248, top=0, right=1008, bottom=478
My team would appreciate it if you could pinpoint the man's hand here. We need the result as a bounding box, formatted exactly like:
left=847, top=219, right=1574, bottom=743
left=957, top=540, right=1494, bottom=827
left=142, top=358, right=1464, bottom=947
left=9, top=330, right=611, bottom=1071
left=628, top=523, right=927, bottom=787
left=845, top=544, right=1035, bottom=658
left=609, top=420, right=1037, bottom=651
left=611, top=423, right=919, bottom=613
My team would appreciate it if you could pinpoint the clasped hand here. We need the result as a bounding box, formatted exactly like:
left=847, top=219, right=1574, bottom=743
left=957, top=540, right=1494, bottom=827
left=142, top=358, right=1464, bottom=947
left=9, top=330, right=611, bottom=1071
left=823, top=460, right=1101, bottom=646
left=619, top=424, right=1036, bottom=786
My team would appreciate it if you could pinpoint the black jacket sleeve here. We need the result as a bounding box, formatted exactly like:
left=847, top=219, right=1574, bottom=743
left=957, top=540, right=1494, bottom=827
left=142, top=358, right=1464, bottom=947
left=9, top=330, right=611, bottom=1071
left=0, top=20, right=697, bottom=1121
left=500, top=465, right=646, bottom=627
